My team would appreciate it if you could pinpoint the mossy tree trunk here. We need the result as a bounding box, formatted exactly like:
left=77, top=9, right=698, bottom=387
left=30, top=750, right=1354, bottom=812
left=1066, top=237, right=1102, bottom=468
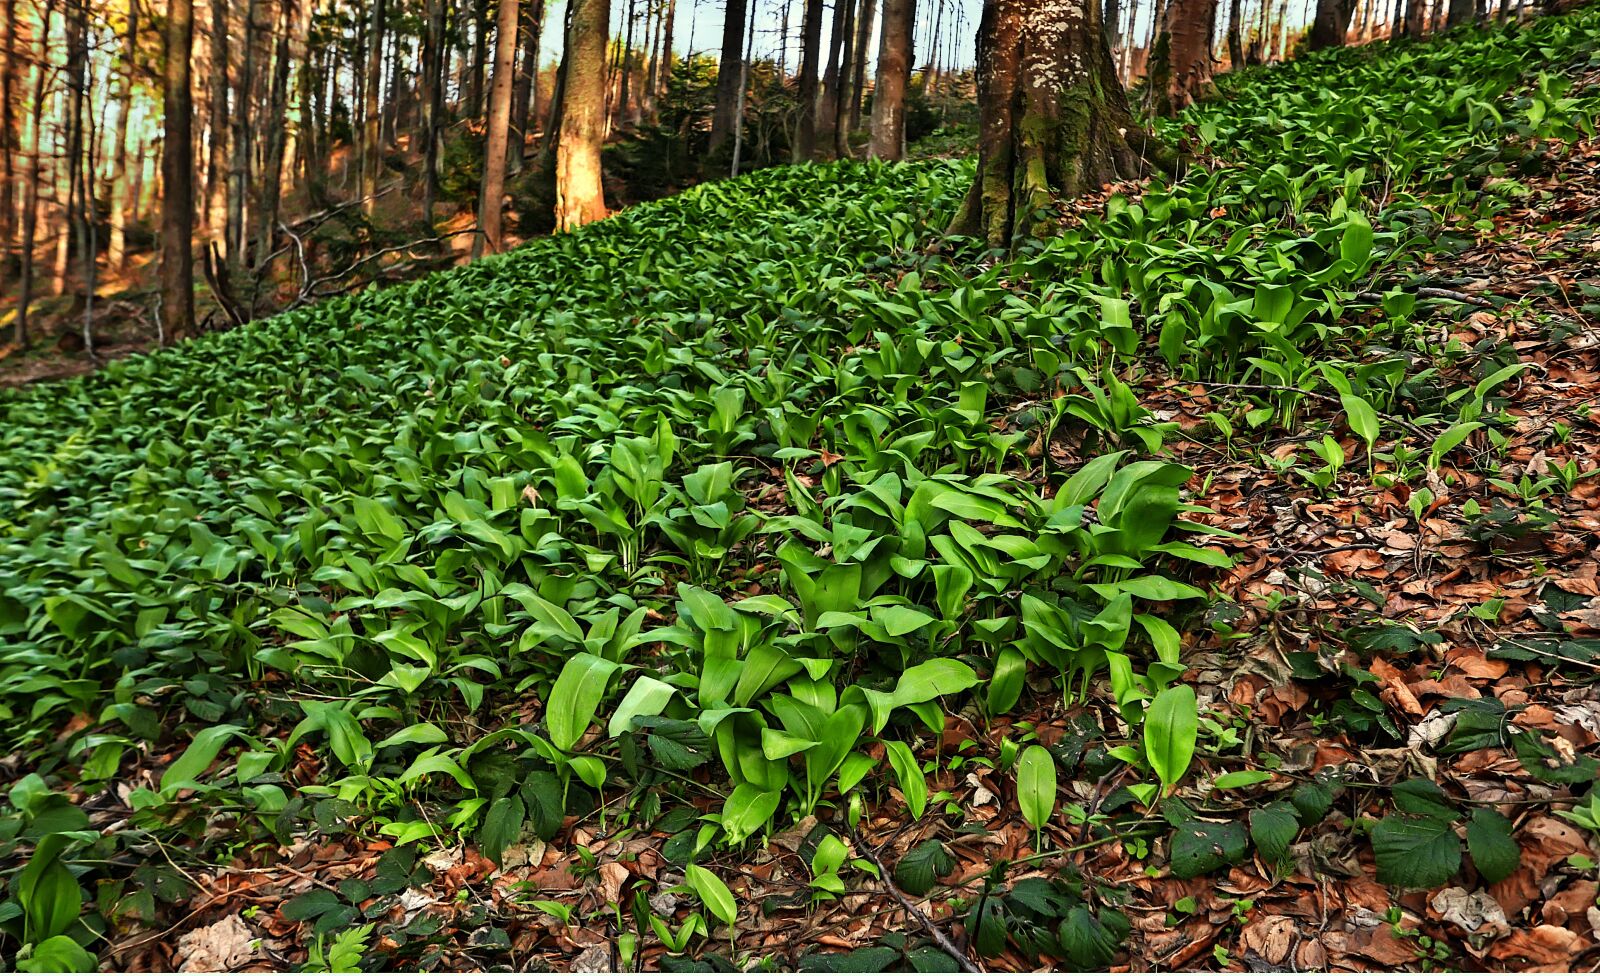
left=1147, top=0, right=1217, bottom=113
left=950, top=0, right=1153, bottom=247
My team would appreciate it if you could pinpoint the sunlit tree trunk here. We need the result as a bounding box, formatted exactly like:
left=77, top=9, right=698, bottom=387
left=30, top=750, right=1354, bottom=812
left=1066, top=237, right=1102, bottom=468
left=163, top=0, right=198, bottom=341
left=107, top=0, right=138, bottom=270
left=475, top=0, right=519, bottom=255
left=708, top=0, right=747, bottom=155
left=255, top=0, right=303, bottom=279
left=794, top=0, right=824, bottom=160
left=554, top=0, right=608, bottom=229
left=950, top=0, right=1155, bottom=247
left=0, top=0, right=19, bottom=296
left=511, top=0, right=545, bottom=163
left=869, top=0, right=914, bottom=160
left=14, top=0, right=54, bottom=347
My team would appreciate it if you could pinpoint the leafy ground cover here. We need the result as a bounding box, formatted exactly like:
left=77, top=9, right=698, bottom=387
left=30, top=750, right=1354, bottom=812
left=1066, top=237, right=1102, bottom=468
left=4, top=9, right=1600, bottom=973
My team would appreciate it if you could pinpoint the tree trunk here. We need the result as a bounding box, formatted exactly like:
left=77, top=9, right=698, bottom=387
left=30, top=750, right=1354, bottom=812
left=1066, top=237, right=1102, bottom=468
left=163, top=0, right=198, bottom=341
left=467, top=0, right=490, bottom=116
left=949, top=0, right=1151, bottom=247
left=361, top=0, right=385, bottom=214
left=227, top=0, right=257, bottom=264
left=254, top=0, right=301, bottom=281
left=512, top=0, right=545, bottom=159
left=868, top=0, right=914, bottom=160
left=1402, top=0, right=1425, bottom=35
left=1307, top=0, right=1354, bottom=46
left=107, top=0, right=138, bottom=270
left=0, top=0, right=14, bottom=265
left=422, top=0, right=448, bottom=219
left=1149, top=0, right=1217, bottom=113
left=1226, top=0, right=1244, bottom=64
left=850, top=0, right=875, bottom=129
left=794, top=0, right=825, bottom=161
left=833, top=0, right=859, bottom=155
left=708, top=0, right=748, bottom=155
left=1445, top=0, right=1473, bottom=25
left=554, top=0, right=608, bottom=229
left=475, top=0, right=519, bottom=255
left=1104, top=0, right=1121, bottom=48
left=14, top=0, right=54, bottom=347
left=820, top=0, right=850, bottom=140
left=659, top=0, right=677, bottom=98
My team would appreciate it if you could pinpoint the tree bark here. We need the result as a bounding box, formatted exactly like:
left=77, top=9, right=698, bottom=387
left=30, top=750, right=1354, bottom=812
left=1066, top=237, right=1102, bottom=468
left=1307, top=0, right=1355, bottom=46
left=950, top=0, right=1152, bottom=247
left=476, top=0, right=520, bottom=255
left=1226, top=0, right=1243, bottom=65
left=554, top=0, right=609, bottom=229
left=820, top=0, right=850, bottom=140
left=512, top=0, right=545, bottom=158
left=15, top=0, right=55, bottom=347
left=361, top=0, right=385, bottom=214
left=227, top=0, right=257, bottom=265
left=850, top=0, right=875, bottom=129
left=0, top=0, right=15, bottom=263
left=1445, top=0, right=1473, bottom=25
left=467, top=0, right=490, bottom=116
left=107, top=0, right=139, bottom=270
left=163, top=0, right=198, bottom=341
left=869, top=0, right=914, bottom=160
left=794, top=0, right=825, bottom=161
left=422, top=0, right=448, bottom=219
left=1148, top=0, right=1217, bottom=113
left=1402, top=0, right=1426, bottom=35
left=708, top=0, right=748, bottom=155
left=833, top=0, right=859, bottom=155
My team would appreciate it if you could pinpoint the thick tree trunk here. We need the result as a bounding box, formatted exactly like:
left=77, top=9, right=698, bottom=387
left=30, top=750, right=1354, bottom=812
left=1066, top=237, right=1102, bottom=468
left=1402, top=0, right=1426, bottom=35
left=1446, top=0, right=1473, bottom=25
left=794, top=0, right=825, bottom=160
left=708, top=0, right=748, bottom=155
left=1149, top=0, right=1217, bottom=113
left=554, top=0, right=608, bottom=229
left=476, top=0, right=520, bottom=255
left=1307, top=0, right=1354, bottom=46
left=950, top=0, right=1152, bottom=247
left=869, top=0, right=914, bottom=160
left=163, top=0, right=198, bottom=341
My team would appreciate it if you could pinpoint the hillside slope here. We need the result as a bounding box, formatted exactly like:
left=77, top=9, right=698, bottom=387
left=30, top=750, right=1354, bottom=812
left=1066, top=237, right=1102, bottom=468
left=3, top=9, right=1600, bottom=972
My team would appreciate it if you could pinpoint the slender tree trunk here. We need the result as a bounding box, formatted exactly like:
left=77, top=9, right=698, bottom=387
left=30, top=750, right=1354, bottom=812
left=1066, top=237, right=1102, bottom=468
left=868, top=0, right=914, bottom=160
left=538, top=1, right=573, bottom=171
left=58, top=0, right=86, bottom=301
left=950, top=0, right=1154, bottom=246
left=227, top=0, right=256, bottom=263
left=619, top=0, right=639, bottom=126
left=467, top=0, right=490, bottom=115
left=253, top=0, right=299, bottom=280
left=1402, top=0, right=1425, bottom=35
left=730, top=0, right=754, bottom=172
left=1307, top=0, right=1355, bottom=45
left=475, top=0, right=519, bottom=255
left=659, top=0, right=677, bottom=99
left=554, top=0, right=609, bottom=229
left=850, top=0, right=875, bottom=129
left=361, top=0, right=385, bottom=214
left=820, top=0, right=849, bottom=139
left=1104, top=0, right=1122, bottom=49
left=708, top=0, right=748, bottom=155
left=921, top=0, right=945, bottom=94
left=512, top=0, right=545, bottom=160
left=106, top=0, right=138, bottom=270
left=422, top=0, right=448, bottom=219
left=1445, top=0, right=1472, bottom=25
left=1227, top=0, right=1244, bottom=63
left=15, top=0, right=54, bottom=347
left=74, top=0, right=97, bottom=358
left=163, top=0, right=198, bottom=341
left=794, top=0, right=825, bottom=160
left=833, top=0, right=858, bottom=155
left=643, top=0, right=663, bottom=121
left=0, top=0, right=14, bottom=266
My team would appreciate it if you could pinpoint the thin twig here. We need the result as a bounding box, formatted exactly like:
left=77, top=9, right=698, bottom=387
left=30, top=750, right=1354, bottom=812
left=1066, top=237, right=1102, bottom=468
left=847, top=824, right=983, bottom=974
left=1355, top=286, right=1494, bottom=307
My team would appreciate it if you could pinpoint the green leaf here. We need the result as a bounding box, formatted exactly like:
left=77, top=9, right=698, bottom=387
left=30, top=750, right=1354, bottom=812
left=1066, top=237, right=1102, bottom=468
left=1058, top=906, right=1127, bottom=970
left=1170, top=820, right=1249, bottom=879
left=546, top=652, right=621, bottom=752
left=684, top=864, right=737, bottom=926
left=1466, top=808, right=1520, bottom=883
left=1144, top=685, right=1198, bottom=791
left=986, top=646, right=1027, bottom=715
left=479, top=795, right=526, bottom=867
left=160, top=725, right=246, bottom=794
left=608, top=675, right=677, bottom=737
left=884, top=739, right=927, bottom=819
left=1248, top=801, right=1300, bottom=867
left=1372, top=815, right=1462, bottom=889
left=894, top=840, right=955, bottom=897
left=1016, top=745, right=1057, bottom=830
left=1212, top=770, right=1272, bottom=790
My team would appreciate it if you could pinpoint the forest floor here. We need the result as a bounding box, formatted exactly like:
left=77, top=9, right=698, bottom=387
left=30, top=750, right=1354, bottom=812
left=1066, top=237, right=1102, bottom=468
left=4, top=11, right=1600, bottom=976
